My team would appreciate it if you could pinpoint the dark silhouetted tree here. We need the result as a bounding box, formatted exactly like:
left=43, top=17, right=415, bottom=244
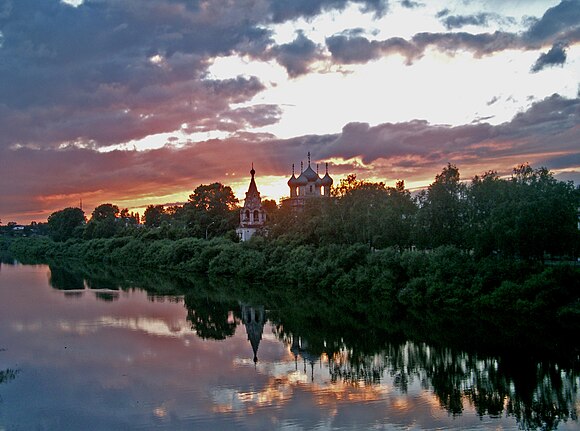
left=143, top=205, right=168, bottom=227
left=47, top=207, right=86, bottom=241
left=414, top=164, right=467, bottom=248
left=85, top=204, right=121, bottom=238
left=182, top=183, right=239, bottom=238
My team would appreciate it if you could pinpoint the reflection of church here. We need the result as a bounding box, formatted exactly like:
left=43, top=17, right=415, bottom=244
left=290, top=334, right=322, bottom=382
left=236, top=165, right=267, bottom=242
left=240, top=303, right=265, bottom=364
left=283, top=152, right=333, bottom=210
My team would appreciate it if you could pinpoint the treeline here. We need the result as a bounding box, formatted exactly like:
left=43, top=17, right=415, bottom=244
left=37, top=163, right=580, bottom=261
left=42, top=182, right=240, bottom=242
left=269, top=163, right=580, bottom=260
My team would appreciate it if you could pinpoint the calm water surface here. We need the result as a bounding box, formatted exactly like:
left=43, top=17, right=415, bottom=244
left=0, top=262, right=578, bottom=430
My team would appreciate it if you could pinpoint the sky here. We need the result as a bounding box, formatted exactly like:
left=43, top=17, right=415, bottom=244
left=0, top=0, right=579, bottom=224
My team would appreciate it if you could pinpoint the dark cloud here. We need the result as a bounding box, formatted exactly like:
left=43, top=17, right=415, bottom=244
left=269, top=31, right=324, bottom=78
left=268, top=0, right=389, bottom=22
left=0, top=74, right=269, bottom=148
left=327, top=31, right=518, bottom=64
left=531, top=41, right=568, bottom=72
left=441, top=13, right=491, bottom=29
left=183, top=104, right=283, bottom=133
left=326, top=34, right=381, bottom=63
left=523, top=0, right=580, bottom=44
left=327, top=0, right=580, bottom=65
left=439, top=12, right=515, bottom=30
left=400, top=0, right=423, bottom=9
left=0, top=0, right=276, bottom=149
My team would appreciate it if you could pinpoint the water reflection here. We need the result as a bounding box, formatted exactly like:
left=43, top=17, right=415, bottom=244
left=0, top=349, right=19, bottom=387
left=1, top=261, right=578, bottom=430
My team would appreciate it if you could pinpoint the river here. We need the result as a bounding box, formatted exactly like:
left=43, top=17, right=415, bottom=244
left=0, top=262, right=578, bottom=430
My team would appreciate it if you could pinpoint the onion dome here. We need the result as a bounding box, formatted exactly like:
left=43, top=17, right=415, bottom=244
left=320, top=172, right=333, bottom=187
left=302, top=165, right=319, bottom=182
left=287, top=174, right=299, bottom=187
left=287, top=164, right=299, bottom=187
left=302, top=153, right=320, bottom=182
left=295, top=161, right=308, bottom=186
left=296, top=171, right=308, bottom=186
left=321, top=163, right=333, bottom=186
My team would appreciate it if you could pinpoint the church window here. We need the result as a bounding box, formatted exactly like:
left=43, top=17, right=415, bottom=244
left=253, top=210, right=259, bottom=221
left=245, top=210, right=250, bottom=220
left=309, top=185, right=313, bottom=193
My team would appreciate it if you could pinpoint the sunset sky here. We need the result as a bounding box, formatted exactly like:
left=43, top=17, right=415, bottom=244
left=0, top=0, right=579, bottom=223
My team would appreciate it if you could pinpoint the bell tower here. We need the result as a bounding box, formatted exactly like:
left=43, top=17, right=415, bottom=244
left=236, top=164, right=266, bottom=241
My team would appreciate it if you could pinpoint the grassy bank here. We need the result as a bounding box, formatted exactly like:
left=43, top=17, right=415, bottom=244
left=8, top=236, right=580, bottom=329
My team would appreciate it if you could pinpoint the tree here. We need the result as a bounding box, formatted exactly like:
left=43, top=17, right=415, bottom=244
left=262, top=199, right=278, bottom=215
left=91, top=203, right=119, bottom=221
left=47, top=207, right=86, bottom=242
left=188, top=183, right=239, bottom=213
left=414, top=164, right=468, bottom=248
left=465, top=164, right=579, bottom=259
left=466, top=170, right=504, bottom=256
left=501, top=165, right=578, bottom=259
left=120, top=208, right=140, bottom=226
left=143, top=205, right=168, bottom=227
left=85, top=204, right=120, bottom=238
left=182, top=183, right=239, bottom=238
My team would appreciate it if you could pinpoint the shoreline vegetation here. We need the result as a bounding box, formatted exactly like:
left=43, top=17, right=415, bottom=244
left=1, top=163, right=579, bottom=340
left=5, top=235, right=580, bottom=328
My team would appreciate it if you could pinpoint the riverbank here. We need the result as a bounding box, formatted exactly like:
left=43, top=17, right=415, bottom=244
left=6, top=236, right=580, bottom=333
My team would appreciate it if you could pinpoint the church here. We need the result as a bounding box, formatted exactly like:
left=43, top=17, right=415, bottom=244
left=236, top=154, right=333, bottom=241
left=283, top=152, right=333, bottom=209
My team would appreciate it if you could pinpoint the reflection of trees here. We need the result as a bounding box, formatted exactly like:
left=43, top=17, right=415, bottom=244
left=0, top=368, right=19, bottom=385
left=328, top=350, right=384, bottom=386
left=504, top=359, right=578, bottom=431
left=94, top=291, right=119, bottom=302
left=0, top=349, right=20, bottom=387
left=47, top=263, right=191, bottom=297
left=49, top=266, right=85, bottom=290
left=385, top=343, right=578, bottom=430
left=276, top=328, right=579, bottom=430
left=40, top=263, right=580, bottom=430
left=184, top=294, right=237, bottom=340
left=362, top=342, right=579, bottom=429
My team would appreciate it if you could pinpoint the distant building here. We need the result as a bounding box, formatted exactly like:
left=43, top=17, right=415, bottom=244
left=283, top=152, right=333, bottom=209
left=236, top=164, right=266, bottom=242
